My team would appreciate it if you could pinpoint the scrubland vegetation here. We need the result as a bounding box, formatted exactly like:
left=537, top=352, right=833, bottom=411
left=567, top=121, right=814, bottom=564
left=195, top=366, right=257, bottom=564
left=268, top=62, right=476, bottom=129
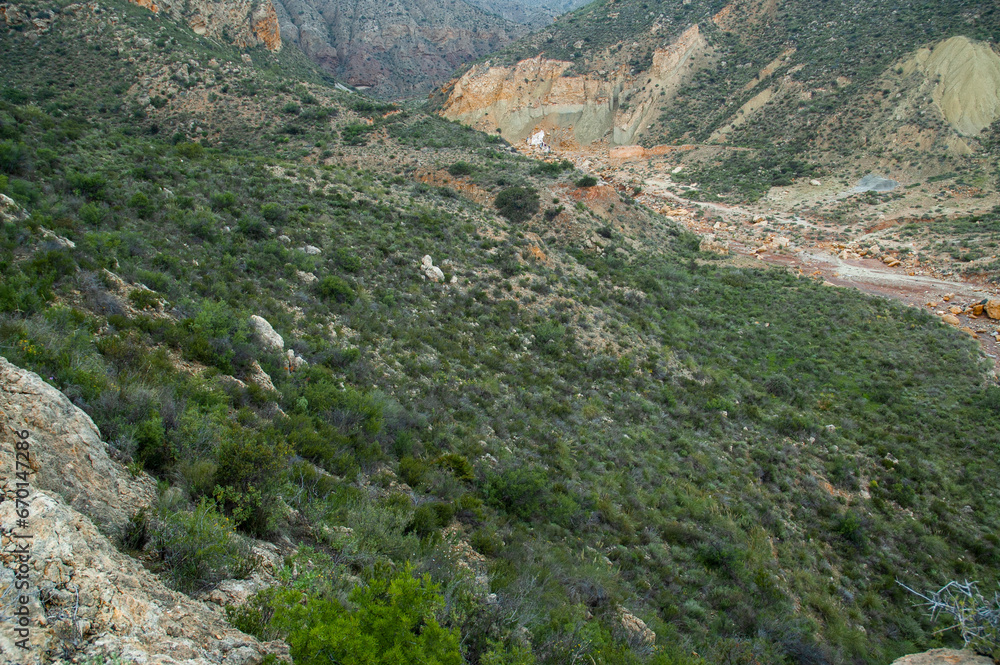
left=2, top=1, right=999, bottom=663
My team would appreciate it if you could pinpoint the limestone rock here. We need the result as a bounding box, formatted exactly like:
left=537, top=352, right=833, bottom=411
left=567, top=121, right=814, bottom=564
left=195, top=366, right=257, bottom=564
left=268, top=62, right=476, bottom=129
left=249, top=315, right=284, bottom=352
left=286, top=349, right=307, bottom=372
left=0, top=357, right=156, bottom=531
left=617, top=606, right=655, bottom=648
left=246, top=360, right=276, bottom=392
left=985, top=300, right=1000, bottom=320
left=809, top=179, right=821, bottom=186
left=891, top=648, right=994, bottom=665
left=0, top=193, right=27, bottom=223
left=300, top=244, right=322, bottom=255
left=296, top=270, right=317, bottom=284
left=941, top=314, right=960, bottom=326
left=0, top=491, right=289, bottom=663
left=420, top=255, right=446, bottom=282
left=699, top=235, right=729, bottom=255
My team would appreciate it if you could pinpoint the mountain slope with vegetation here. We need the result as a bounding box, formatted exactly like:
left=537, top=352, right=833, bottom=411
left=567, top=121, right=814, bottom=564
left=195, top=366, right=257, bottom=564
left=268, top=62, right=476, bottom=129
left=438, top=0, right=1000, bottom=202
left=2, top=1, right=1000, bottom=664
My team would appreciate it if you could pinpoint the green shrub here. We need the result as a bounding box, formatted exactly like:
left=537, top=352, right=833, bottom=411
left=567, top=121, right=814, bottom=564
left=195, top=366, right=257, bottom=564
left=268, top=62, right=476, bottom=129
left=270, top=566, right=462, bottom=665
left=316, top=275, right=356, bottom=304
left=210, top=191, right=237, bottom=211
left=448, top=161, right=475, bottom=176
left=129, top=191, right=154, bottom=218
left=214, top=430, right=291, bottom=535
left=575, top=175, right=598, bottom=188
left=260, top=202, right=287, bottom=224
left=484, top=464, right=549, bottom=520
left=494, top=186, right=539, bottom=223
left=153, top=499, right=258, bottom=592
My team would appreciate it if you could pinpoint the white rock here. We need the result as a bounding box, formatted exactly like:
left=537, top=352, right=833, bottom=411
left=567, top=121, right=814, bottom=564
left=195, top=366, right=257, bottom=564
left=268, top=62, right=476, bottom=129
left=249, top=315, right=284, bottom=352
left=810, top=179, right=821, bottom=186
left=300, top=245, right=322, bottom=255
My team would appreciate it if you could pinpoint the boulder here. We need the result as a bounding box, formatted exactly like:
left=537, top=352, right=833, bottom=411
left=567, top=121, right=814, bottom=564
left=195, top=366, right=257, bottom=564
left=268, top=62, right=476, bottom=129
left=0, top=357, right=156, bottom=532
left=949, top=306, right=963, bottom=315
left=985, top=300, right=1000, bottom=320
left=420, top=255, right=446, bottom=282
left=617, top=606, right=656, bottom=648
left=941, top=314, right=961, bottom=326
left=249, top=315, right=283, bottom=352
left=246, top=360, right=276, bottom=392
left=891, top=649, right=994, bottom=665
left=809, top=179, right=821, bottom=186
left=0, top=193, right=28, bottom=223
left=299, top=245, right=322, bottom=255
left=286, top=349, right=307, bottom=372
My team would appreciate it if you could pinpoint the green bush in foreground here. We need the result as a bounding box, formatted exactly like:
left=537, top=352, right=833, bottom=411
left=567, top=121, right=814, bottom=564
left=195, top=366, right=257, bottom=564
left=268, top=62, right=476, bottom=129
left=270, top=565, right=462, bottom=665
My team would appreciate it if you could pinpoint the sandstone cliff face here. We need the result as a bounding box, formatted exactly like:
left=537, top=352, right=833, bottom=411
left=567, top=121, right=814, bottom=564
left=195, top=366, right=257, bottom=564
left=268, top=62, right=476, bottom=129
left=272, top=0, right=524, bottom=98
left=440, top=24, right=709, bottom=147
left=0, top=358, right=286, bottom=663
left=127, top=0, right=282, bottom=51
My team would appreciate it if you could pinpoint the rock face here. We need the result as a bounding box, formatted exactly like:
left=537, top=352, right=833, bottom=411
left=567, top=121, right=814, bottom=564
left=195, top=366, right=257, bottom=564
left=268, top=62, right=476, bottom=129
left=0, top=357, right=156, bottom=531
left=0, top=358, right=287, bottom=662
left=439, top=24, right=708, bottom=147
left=126, top=0, right=282, bottom=51
left=250, top=314, right=284, bottom=352
left=271, top=0, right=524, bottom=99
left=891, top=649, right=994, bottom=665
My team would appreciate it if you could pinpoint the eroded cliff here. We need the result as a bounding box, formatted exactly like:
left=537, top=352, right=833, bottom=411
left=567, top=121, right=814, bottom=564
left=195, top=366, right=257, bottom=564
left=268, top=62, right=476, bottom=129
left=127, top=0, right=282, bottom=51
left=439, top=23, right=709, bottom=147
left=272, top=0, right=524, bottom=98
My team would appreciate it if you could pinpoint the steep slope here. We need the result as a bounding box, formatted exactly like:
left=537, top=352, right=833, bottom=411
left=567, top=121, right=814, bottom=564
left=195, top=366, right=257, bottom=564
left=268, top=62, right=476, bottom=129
left=271, top=0, right=525, bottom=98
left=126, top=0, right=282, bottom=50
left=439, top=0, right=1000, bottom=201
left=3, top=1, right=1000, bottom=664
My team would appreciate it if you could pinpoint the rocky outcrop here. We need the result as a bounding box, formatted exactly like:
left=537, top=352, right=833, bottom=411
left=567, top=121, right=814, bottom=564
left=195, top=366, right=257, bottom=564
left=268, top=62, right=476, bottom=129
left=891, top=649, right=994, bottom=665
left=250, top=315, right=284, bottom=353
left=0, top=357, right=156, bottom=532
left=439, top=24, right=708, bottom=147
left=126, top=0, right=282, bottom=51
left=0, top=358, right=287, bottom=662
left=0, top=193, right=28, bottom=223
left=271, top=0, right=522, bottom=98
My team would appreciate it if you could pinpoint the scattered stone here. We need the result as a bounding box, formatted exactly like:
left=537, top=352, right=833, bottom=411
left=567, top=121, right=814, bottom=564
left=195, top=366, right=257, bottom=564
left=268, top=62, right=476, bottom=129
left=0, top=193, right=27, bottom=223
left=278, top=235, right=291, bottom=243
left=809, top=179, right=821, bottom=186
left=949, top=306, right=963, bottom=315
left=40, top=227, right=76, bottom=249
left=941, top=314, right=961, bottom=326
left=249, top=315, right=284, bottom=352
left=286, top=348, right=307, bottom=372
left=972, top=303, right=984, bottom=316
left=246, top=360, right=276, bottom=392
left=296, top=270, right=317, bottom=284
left=960, top=326, right=977, bottom=338
left=420, top=255, right=446, bottom=282
left=617, top=607, right=656, bottom=647
left=300, top=244, right=322, bottom=255
left=699, top=235, right=729, bottom=255
left=943, top=293, right=953, bottom=301
left=985, top=300, right=1000, bottom=319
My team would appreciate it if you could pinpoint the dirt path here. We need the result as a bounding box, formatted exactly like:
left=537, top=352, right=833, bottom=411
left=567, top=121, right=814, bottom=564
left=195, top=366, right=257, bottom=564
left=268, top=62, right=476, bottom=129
left=647, top=188, right=1000, bottom=370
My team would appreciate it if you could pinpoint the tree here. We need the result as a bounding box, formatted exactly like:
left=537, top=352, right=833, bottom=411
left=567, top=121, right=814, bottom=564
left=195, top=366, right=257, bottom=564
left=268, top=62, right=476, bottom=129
left=271, top=566, right=463, bottom=665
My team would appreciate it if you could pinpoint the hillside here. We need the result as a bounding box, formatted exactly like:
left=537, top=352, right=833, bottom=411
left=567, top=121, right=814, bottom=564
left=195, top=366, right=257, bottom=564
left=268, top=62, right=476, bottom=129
left=2, top=1, right=1000, bottom=664
left=438, top=0, right=1000, bottom=202
left=270, top=0, right=526, bottom=99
